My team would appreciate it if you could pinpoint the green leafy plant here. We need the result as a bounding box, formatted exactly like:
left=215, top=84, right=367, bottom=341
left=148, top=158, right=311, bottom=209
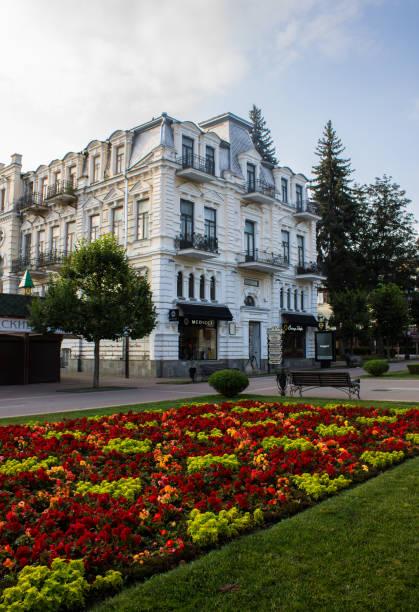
left=208, top=370, right=249, bottom=397
left=292, top=473, right=351, bottom=500
left=187, top=507, right=263, bottom=546
left=316, top=424, right=356, bottom=437
left=262, top=435, right=314, bottom=452
left=186, top=453, right=239, bottom=474
left=102, top=438, right=151, bottom=454
left=75, top=476, right=142, bottom=501
left=360, top=450, right=404, bottom=468
left=363, top=359, right=389, bottom=377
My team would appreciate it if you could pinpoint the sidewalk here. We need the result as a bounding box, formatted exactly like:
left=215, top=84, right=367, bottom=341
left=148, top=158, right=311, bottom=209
left=0, top=362, right=417, bottom=419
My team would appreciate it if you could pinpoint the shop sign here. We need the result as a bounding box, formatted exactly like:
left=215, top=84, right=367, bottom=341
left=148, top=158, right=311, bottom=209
left=318, top=320, right=326, bottom=330
left=181, top=318, right=215, bottom=328
left=315, top=331, right=336, bottom=361
left=168, top=309, right=179, bottom=321
left=282, top=323, right=304, bottom=332
left=0, top=318, right=32, bottom=333
left=267, top=327, right=284, bottom=365
left=244, top=278, right=259, bottom=287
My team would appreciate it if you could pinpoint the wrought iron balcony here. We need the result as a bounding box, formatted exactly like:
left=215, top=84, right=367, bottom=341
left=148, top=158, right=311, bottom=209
left=294, top=200, right=321, bottom=219
left=295, top=262, right=326, bottom=278
left=243, top=179, right=279, bottom=204
left=44, top=180, right=77, bottom=206
left=14, top=193, right=49, bottom=216
left=238, top=249, right=288, bottom=272
left=11, top=249, right=71, bottom=274
left=176, top=154, right=216, bottom=183
left=175, top=233, right=219, bottom=260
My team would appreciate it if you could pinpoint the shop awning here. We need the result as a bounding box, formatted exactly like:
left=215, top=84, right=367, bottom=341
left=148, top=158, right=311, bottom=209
left=283, top=313, right=318, bottom=327
left=178, top=303, right=233, bottom=321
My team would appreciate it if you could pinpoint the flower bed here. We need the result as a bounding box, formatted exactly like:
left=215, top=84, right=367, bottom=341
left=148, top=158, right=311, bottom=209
left=0, top=400, right=418, bottom=608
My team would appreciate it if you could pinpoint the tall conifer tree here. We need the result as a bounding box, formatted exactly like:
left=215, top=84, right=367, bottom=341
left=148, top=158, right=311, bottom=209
left=249, top=105, right=278, bottom=165
left=311, top=120, right=361, bottom=291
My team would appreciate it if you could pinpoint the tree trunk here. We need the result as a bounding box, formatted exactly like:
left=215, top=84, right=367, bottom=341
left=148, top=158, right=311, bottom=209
left=93, top=338, right=100, bottom=388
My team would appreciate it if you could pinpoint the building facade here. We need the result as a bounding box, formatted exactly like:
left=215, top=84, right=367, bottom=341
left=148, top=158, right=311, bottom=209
left=0, top=112, right=325, bottom=377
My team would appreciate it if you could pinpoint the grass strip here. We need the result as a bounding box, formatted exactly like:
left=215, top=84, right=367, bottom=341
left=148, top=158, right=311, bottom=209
left=361, top=369, right=419, bottom=379
left=92, top=457, right=419, bottom=612
left=0, top=394, right=417, bottom=426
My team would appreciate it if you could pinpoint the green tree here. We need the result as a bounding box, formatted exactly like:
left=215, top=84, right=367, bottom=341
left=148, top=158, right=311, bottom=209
left=409, top=291, right=419, bottom=327
left=249, top=105, right=278, bottom=165
left=329, top=289, right=370, bottom=352
left=28, top=235, right=157, bottom=387
left=356, top=176, right=419, bottom=291
left=369, top=283, right=409, bottom=356
left=311, top=120, right=362, bottom=291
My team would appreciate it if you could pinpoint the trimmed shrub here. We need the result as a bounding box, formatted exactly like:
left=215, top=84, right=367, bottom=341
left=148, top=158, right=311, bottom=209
left=363, top=359, right=389, bottom=377
left=208, top=369, right=249, bottom=397
left=407, top=363, right=419, bottom=375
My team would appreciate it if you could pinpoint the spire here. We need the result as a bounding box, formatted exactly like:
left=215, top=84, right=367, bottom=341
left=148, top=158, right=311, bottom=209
left=19, top=269, right=34, bottom=295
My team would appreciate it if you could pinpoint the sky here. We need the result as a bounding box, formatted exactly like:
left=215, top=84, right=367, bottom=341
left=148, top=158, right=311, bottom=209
left=1, top=0, right=418, bottom=226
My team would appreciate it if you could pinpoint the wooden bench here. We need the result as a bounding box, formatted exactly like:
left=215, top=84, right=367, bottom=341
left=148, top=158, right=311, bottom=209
left=288, top=370, right=360, bottom=399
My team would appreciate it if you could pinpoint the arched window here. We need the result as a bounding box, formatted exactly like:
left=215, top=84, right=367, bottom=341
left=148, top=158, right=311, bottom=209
left=210, top=276, right=216, bottom=301
left=280, top=287, right=284, bottom=309
left=199, top=274, right=205, bottom=299
left=244, top=295, right=255, bottom=307
left=294, top=289, right=298, bottom=310
left=189, top=273, right=194, bottom=298
left=287, top=288, right=291, bottom=310
left=177, top=271, right=183, bottom=298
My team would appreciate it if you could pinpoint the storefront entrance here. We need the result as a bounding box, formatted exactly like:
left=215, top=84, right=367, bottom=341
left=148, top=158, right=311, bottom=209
left=249, top=321, right=261, bottom=367
left=179, top=318, right=217, bottom=360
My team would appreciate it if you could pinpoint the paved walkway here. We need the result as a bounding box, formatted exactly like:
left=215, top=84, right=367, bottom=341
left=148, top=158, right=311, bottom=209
left=0, top=362, right=418, bottom=418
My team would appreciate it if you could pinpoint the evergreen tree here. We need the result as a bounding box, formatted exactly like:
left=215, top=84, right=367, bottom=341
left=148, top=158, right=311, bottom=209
left=329, top=289, right=370, bottom=352
left=369, top=283, right=409, bottom=355
left=249, top=105, right=278, bottom=165
left=28, top=235, right=157, bottom=388
left=311, top=120, right=362, bottom=291
left=356, top=176, right=419, bottom=292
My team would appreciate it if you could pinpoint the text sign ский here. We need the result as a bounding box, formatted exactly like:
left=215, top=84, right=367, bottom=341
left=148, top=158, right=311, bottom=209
left=0, top=318, right=33, bottom=333
left=267, top=326, right=284, bottom=365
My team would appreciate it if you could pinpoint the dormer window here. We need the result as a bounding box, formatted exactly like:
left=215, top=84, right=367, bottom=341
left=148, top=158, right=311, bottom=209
left=296, top=184, right=303, bottom=210
left=205, top=146, right=215, bottom=175
left=247, top=163, right=256, bottom=192
left=281, top=178, right=288, bottom=203
left=182, top=136, right=194, bottom=167
left=116, top=146, right=124, bottom=174
left=92, top=155, right=100, bottom=182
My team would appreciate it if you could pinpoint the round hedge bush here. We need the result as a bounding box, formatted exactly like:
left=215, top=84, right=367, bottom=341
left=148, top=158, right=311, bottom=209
left=208, top=369, right=249, bottom=397
left=363, top=359, right=389, bottom=377
left=407, top=363, right=419, bottom=375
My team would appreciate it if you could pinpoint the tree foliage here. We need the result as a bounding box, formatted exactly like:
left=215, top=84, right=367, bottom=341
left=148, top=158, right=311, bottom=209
left=249, top=105, right=278, bottom=165
left=356, top=176, right=419, bottom=292
left=369, top=283, right=409, bottom=353
left=329, top=289, right=370, bottom=350
left=28, top=235, right=157, bottom=387
left=311, top=120, right=362, bottom=291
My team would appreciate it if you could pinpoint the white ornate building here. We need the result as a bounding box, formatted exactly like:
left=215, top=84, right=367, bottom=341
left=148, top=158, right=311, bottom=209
left=0, top=112, right=325, bottom=376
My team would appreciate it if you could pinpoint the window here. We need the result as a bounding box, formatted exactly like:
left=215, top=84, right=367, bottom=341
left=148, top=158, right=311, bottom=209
left=0, top=189, right=5, bottom=211
left=177, top=271, right=183, bottom=297
left=281, top=230, right=290, bottom=263
left=54, top=171, right=61, bottom=187
left=281, top=178, right=288, bottom=203
left=297, top=235, right=305, bottom=267
left=245, top=220, right=255, bottom=257
left=179, top=321, right=217, bottom=360
left=69, top=166, right=77, bottom=187
left=294, top=289, right=298, bottom=310
left=92, top=155, right=100, bottom=182
left=23, top=233, right=32, bottom=259
left=200, top=275, right=205, bottom=299
left=205, top=146, right=215, bottom=175
left=280, top=287, right=284, bottom=309
left=210, top=276, right=216, bottom=300
left=66, top=221, right=76, bottom=252
left=37, top=230, right=45, bottom=256
left=89, top=214, right=100, bottom=242
left=112, top=207, right=124, bottom=244
left=287, top=288, right=291, bottom=310
left=204, top=207, right=216, bottom=249
left=244, top=295, right=255, bottom=306
left=188, top=273, right=194, bottom=298
left=136, top=200, right=149, bottom=240
left=296, top=184, right=303, bottom=210
left=182, top=136, right=194, bottom=166
left=180, top=200, right=193, bottom=239
left=115, top=146, right=124, bottom=173
left=247, top=163, right=256, bottom=192
left=51, top=226, right=60, bottom=251
left=41, top=177, right=48, bottom=201
left=301, top=291, right=305, bottom=311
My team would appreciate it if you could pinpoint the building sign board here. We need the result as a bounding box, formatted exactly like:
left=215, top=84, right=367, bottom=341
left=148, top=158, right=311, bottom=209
left=267, top=326, right=284, bottom=365
left=315, top=331, right=336, bottom=361
left=0, top=318, right=33, bottom=333
left=180, top=318, right=216, bottom=328
left=282, top=323, right=304, bottom=332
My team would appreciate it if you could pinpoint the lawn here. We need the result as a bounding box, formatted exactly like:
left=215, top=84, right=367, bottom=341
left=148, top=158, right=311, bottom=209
left=0, top=397, right=417, bottom=610
left=361, top=369, right=419, bottom=379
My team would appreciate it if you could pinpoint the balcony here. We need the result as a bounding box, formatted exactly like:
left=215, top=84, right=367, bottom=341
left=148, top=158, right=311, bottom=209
left=176, top=154, right=216, bottom=183
left=295, top=262, right=326, bottom=281
left=238, top=249, right=288, bottom=273
left=175, top=233, right=219, bottom=260
left=293, top=200, right=321, bottom=221
left=11, top=250, right=71, bottom=276
left=44, top=181, right=77, bottom=207
left=14, top=193, right=49, bottom=217
left=242, top=180, right=279, bottom=205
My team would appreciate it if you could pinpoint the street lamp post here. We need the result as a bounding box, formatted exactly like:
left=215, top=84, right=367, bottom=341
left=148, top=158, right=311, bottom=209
left=124, top=328, right=130, bottom=379
left=405, top=329, right=411, bottom=361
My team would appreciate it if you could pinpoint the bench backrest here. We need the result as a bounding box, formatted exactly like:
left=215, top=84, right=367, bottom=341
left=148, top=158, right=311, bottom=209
left=289, top=371, right=351, bottom=385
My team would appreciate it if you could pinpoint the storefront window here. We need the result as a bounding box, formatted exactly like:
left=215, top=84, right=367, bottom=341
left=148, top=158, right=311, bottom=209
left=283, top=329, right=306, bottom=358
left=179, top=320, right=217, bottom=360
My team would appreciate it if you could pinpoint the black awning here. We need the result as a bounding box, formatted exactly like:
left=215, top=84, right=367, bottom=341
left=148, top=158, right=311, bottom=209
left=283, top=313, right=318, bottom=327
left=178, top=303, right=233, bottom=321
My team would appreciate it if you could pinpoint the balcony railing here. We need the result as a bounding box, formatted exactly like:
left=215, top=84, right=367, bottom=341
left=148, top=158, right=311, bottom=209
left=175, top=232, right=218, bottom=253
left=241, top=249, right=287, bottom=267
left=14, top=193, right=45, bottom=212
left=296, top=262, right=325, bottom=276
left=295, top=200, right=320, bottom=215
left=11, top=249, right=71, bottom=273
left=45, top=180, right=77, bottom=201
left=176, top=154, right=215, bottom=176
left=246, top=179, right=278, bottom=199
